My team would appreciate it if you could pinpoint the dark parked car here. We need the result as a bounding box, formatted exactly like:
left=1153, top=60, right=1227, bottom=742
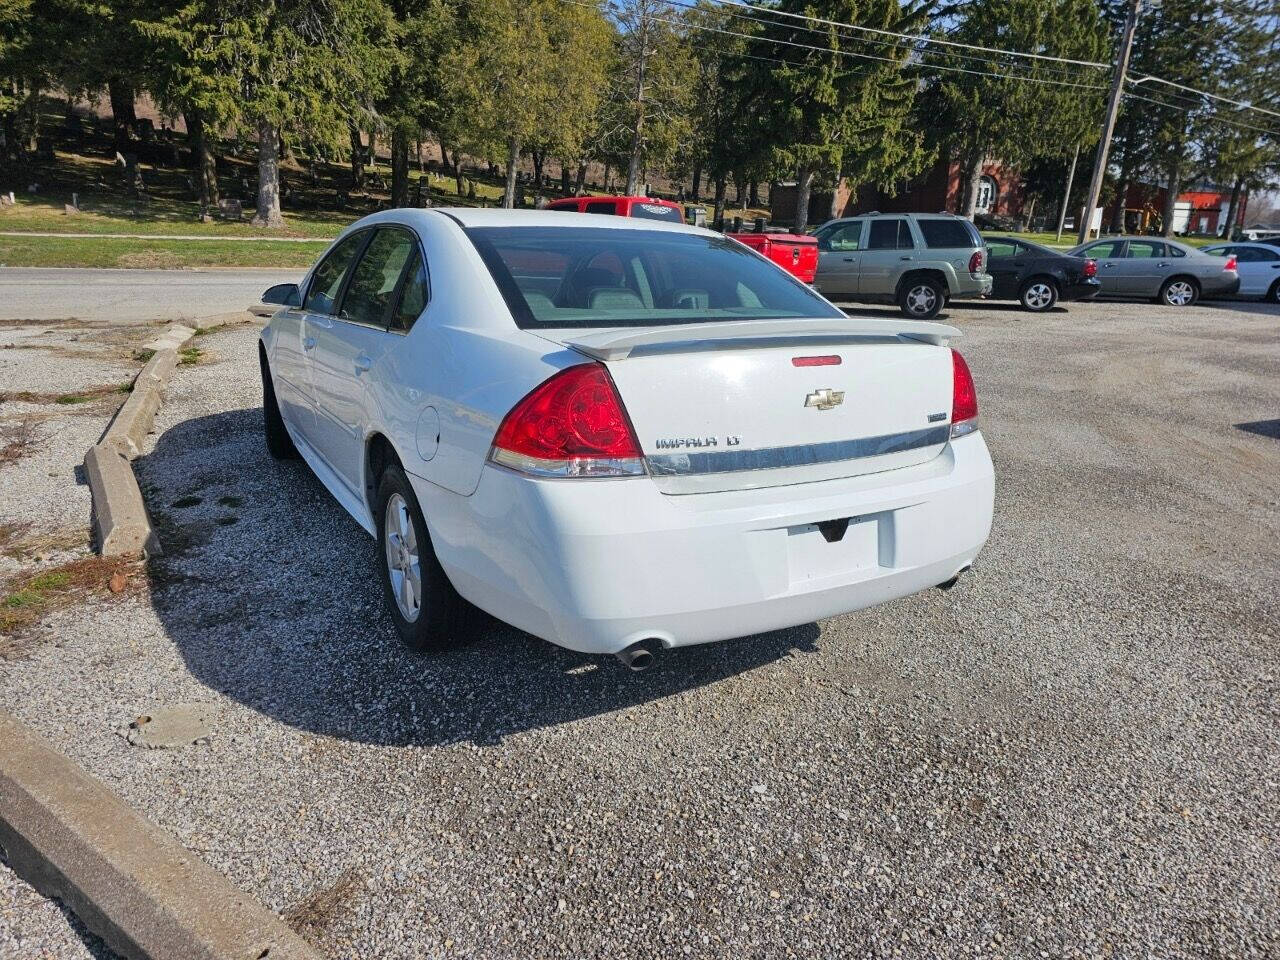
left=983, top=236, right=1101, bottom=311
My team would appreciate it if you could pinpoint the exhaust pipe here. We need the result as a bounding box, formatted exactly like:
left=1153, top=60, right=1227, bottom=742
left=936, top=564, right=972, bottom=592
left=616, top=640, right=659, bottom=672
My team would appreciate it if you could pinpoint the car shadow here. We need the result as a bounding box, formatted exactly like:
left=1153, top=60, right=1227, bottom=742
left=1235, top=419, right=1280, bottom=440
left=135, top=408, right=821, bottom=749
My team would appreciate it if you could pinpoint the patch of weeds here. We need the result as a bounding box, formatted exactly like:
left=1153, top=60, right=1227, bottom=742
left=171, top=495, right=203, bottom=508
left=0, top=415, right=40, bottom=465
left=1, top=556, right=139, bottom=653
left=55, top=393, right=92, bottom=405
left=178, top=346, right=203, bottom=366
left=283, top=869, right=365, bottom=941
left=0, top=525, right=85, bottom=560
left=193, top=326, right=211, bottom=336
left=117, top=381, right=134, bottom=394
left=216, top=495, right=243, bottom=508
left=133, top=348, right=156, bottom=363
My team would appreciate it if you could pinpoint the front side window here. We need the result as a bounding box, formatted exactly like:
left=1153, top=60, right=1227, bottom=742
left=1126, top=241, right=1165, bottom=259
left=304, top=232, right=365, bottom=314
left=819, top=221, right=863, bottom=251
left=467, top=226, right=842, bottom=329
left=985, top=239, right=1019, bottom=259
left=339, top=227, right=417, bottom=326
left=584, top=200, right=618, bottom=215
left=1084, top=240, right=1123, bottom=259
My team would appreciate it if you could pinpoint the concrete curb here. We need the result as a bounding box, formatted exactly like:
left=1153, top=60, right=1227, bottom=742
left=0, top=711, right=322, bottom=960
left=87, top=312, right=251, bottom=558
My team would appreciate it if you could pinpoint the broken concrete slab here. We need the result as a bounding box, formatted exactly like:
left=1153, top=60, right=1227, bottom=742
left=123, top=705, right=215, bottom=750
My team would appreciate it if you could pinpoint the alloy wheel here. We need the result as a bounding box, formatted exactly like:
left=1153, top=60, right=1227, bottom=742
left=1024, top=282, right=1053, bottom=310
left=384, top=493, right=422, bottom=622
left=1165, top=281, right=1195, bottom=306
left=906, top=284, right=937, bottom=316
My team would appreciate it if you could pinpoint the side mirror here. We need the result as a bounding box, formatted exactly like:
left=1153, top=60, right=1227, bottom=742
left=262, top=283, right=301, bottom=307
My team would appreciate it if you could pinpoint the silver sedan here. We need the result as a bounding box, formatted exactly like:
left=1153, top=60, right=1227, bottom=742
left=1067, top=236, right=1240, bottom=306
left=1201, top=242, right=1280, bottom=302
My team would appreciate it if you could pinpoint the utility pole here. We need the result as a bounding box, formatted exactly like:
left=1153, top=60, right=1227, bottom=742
left=1056, top=143, right=1080, bottom=244
left=1077, top=0, right=1141, bottom=246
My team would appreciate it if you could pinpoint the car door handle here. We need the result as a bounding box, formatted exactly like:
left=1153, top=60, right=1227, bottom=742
left=302, top=336, right=316, bottom=351
left=842, top=257, right=856, bottom=262
left=1156, top=262, right=1169, bottom=268
left=353, top=354, right=372, bottom=375
left=309, top=314, right=333, bottom=329
left=899, top=255, right=913, bottom=261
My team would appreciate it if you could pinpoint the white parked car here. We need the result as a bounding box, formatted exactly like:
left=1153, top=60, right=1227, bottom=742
left=1201, top=242, right=1280, bottom=302
left=257, top=210, right=995, bottom=669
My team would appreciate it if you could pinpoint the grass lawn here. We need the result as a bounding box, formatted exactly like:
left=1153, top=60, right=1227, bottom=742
left=0, top=233, right=323, bottom=269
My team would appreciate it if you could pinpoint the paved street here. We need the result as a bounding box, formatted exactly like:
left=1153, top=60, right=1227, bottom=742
left=0, top=267, right=300, bottom=325
left=1, top=294, right=1277, bottom=959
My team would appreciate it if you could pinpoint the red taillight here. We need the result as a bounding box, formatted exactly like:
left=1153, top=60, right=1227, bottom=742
left=968, top=250, right=983, bottom=273
left=1224, top=255, right=1237, bottom=272
left=1083, top=258, right=1097, bottom=278
left=791, top=355, right=842, bottom=367
left=951, top=349, right=978, bottom=438
left=490, top=363, right=644, bottom=477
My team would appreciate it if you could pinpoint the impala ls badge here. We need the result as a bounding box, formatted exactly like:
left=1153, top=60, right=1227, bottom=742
left=804, top=388, right=845, bottom=411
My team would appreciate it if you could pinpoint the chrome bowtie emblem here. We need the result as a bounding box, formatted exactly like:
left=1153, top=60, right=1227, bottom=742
left=804, top=388, right=845, bottom=411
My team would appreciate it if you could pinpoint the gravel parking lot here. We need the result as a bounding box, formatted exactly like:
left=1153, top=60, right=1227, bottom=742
left=2, top=295, right=1278, bottom=959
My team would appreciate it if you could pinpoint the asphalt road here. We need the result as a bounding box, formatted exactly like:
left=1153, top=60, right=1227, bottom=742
left=0, top=267, right=300, bottom=324
left=1, top=295, right=1278, bottom=959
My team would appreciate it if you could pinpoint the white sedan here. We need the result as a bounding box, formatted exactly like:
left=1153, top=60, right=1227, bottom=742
left=1202, top=241, right=1280, bottom=302
left=257, top=209, right=994, bottom=669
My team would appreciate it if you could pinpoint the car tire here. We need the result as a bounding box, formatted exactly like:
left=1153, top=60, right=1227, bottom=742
left=1158, top=276, right=1200, bottom=307
left=376, top=464, right=473, bottom=652
left=1267, top=279, right=1280, bottom=304
left=899, top=278, right=945, bottom=319
left=1019, top=277, right=1058, bottom=312
left=261, top=357, right=299, bottom=460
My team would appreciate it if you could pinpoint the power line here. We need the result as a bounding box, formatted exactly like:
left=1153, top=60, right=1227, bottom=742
left=706, top=0, right=1112, bottom=70
left=1128, top=75, right=1280, bottom=121
left=656, top=0, right=1102, bottom=83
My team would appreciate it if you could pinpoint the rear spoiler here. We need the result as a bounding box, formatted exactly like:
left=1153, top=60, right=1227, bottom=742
left=563, top=317, right=961, bottom=361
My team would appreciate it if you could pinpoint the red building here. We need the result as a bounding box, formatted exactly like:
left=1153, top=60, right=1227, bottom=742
left=1104, top=181, right=1247, bottom=236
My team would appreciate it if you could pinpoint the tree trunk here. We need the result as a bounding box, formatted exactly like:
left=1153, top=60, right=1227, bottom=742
left=1223, top=177, right=1244, bottom=239
left=626, top=37, right=647, bottom=196
left=531, top=149, right=545, bottom=205
left=560, top=161, right=570, bottom=196
left=348, top=123, right=365, bottom=191
left=959, top=148, right=982, bottom=220
left=713, top=176, right=727, bottom=227
left=602, top=164, right=610, bottom=191
left=445, top=145, right=465, bottom=196
left=107, top=77, right=137, bottom=156
left=252, top=119, right=284, bottom=228
left=793, top=165, right=815, bottom=233
left=749, top=180, right=759, bottom=208
left=574, top=161, right=587, bottom=196
left=390, top=128, right=410, bottom=207
left=691, top=162, right=701, bottom=202
left=502, top=136, right=520, bottom=209
left=829, top=179, right=845, bottom=221
left=1162, top=160, right=1180, bottom=238
left=416, top=139, right=423, bottom=173
left=184, top=109, right=219, bottom=216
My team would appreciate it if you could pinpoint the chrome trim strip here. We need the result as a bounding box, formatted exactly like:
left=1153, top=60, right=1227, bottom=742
left=646, top=425, right=950, bottom=476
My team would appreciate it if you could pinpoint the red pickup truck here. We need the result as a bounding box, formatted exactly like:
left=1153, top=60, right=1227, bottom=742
left=544, top=195, right=818, bottom=284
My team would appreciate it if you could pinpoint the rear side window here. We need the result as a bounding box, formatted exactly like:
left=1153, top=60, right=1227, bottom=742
left=868, top=219, right=912, bottom=250
left=1085, top=241, right=1123, bottom=259
left=391, top=251, right=428, bottom=332
left=985, top=239, right=1019, bottom=258
left=919, top=219, right=977, bottom=249
left=304, top=232, right=364, bottom=314
left=584, top=200, right=618, bottom=215
left=340, top=227, right=416, bottom=326
left=630, top=202, right=684, bottom=223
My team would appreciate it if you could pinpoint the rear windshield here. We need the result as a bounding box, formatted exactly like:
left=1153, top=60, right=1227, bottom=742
left=630, top=202, right=685, bottom=223
left=918, top=218, right=981, bottom=249
left=466, top=226, right=842, bottom=329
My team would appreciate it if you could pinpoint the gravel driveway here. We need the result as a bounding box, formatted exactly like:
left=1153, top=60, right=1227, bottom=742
left=2, top=296, right=1278, bottom=959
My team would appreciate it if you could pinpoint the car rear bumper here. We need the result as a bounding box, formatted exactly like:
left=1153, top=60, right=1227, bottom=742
left=1203, top=275, right=1241, bottom=297
left=1062, top=279, right=1102, bottom=301
left=411, top=434, right=995, bottom=655
left=950, top=273, right=993, bottom=300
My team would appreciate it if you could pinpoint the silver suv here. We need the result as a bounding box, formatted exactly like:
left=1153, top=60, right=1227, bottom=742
left=812, top=213, right=993, bottom=319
